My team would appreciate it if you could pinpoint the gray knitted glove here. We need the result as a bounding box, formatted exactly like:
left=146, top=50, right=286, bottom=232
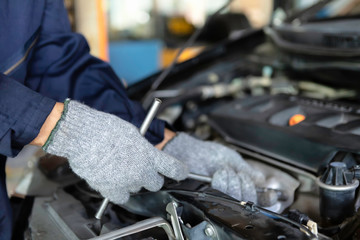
left=212, top=165, right=257, bottom=202
left=43, top=100, right=189, bottom=204
left=163, top=133, right=264, bottom=202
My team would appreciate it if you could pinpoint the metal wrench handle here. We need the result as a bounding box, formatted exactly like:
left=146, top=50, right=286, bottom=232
left=95, top=98, right=162, bottom=220
left=187, top=172, right=212, bottom=183
left=139, top=98, right=162, bottom=136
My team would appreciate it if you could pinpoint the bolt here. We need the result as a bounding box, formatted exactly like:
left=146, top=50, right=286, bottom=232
left=204, top=225, right=215, bottom=237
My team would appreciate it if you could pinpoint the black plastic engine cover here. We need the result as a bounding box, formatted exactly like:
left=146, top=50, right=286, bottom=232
left=208, top=95, right=360, bottom=172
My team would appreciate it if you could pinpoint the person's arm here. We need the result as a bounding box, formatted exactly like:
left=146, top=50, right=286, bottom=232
left=0, top=73, right=55, bottom=157
left=26, top=0, right=166, bottom=146
left=29, top=102, right=63, bottom=146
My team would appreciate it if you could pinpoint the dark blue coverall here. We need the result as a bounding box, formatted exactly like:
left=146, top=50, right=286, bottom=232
left=0, top=0, right=166, bottom=238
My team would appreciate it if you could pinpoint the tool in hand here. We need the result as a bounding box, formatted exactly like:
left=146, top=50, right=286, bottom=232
left=95, top=98, right=162, bottom=220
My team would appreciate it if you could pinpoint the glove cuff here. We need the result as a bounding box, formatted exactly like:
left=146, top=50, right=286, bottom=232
left=42, top=98, right=70, bottom=151
left=162, top=132, right=193, bottom=157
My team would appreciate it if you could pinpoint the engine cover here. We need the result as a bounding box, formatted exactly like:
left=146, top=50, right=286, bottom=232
left=209, top=95, right=360, bottom=172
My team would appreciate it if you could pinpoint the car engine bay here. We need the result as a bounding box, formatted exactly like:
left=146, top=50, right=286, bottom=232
left=13, top=19, right=360, bottom=240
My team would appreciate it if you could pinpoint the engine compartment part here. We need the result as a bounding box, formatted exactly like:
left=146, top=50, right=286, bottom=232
left=28, top=184, right=323, bottom=240
left=318, top=161, right=360, bottom=225
left=25, top=76, right=360, bottom=239
left=208, top=94, right=360, bottom=172
left=247, top=160, right=299, bottom=213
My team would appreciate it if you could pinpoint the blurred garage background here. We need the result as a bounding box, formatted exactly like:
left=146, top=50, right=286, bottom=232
left=64, top=0, right=318, bottom=86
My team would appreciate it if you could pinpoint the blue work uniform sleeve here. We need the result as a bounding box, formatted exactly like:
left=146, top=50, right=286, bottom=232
left=26, top=0, right=165, bottom=145
left=0, top=73, right=55, bottom=157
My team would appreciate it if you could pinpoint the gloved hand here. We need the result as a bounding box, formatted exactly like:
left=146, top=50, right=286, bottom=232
left=43, top=100, right=189, bottom=204
left=211, top=166, right=257, bottom=202
left=163, top=133, right=264, bottom=203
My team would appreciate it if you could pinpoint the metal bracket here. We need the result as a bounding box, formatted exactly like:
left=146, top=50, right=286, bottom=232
left=166, top=201, right=185, bottom=240
left=182, top=221, right=218, bottom=240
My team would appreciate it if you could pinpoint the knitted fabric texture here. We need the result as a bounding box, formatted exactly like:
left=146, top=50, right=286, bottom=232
left=212, top=165, right=257, bottom=202
left=44, top=101, right=188, bottom=204
left=163, top=132, right=264, bottom=203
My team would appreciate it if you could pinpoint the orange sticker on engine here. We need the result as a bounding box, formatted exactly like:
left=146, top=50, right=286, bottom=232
left=289, top=114, right=306, bottom=126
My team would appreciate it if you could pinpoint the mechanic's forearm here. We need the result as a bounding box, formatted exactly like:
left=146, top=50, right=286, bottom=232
left=155, top=128, right=176, bottom=150
left=30, top=102, right=64, bottom=146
